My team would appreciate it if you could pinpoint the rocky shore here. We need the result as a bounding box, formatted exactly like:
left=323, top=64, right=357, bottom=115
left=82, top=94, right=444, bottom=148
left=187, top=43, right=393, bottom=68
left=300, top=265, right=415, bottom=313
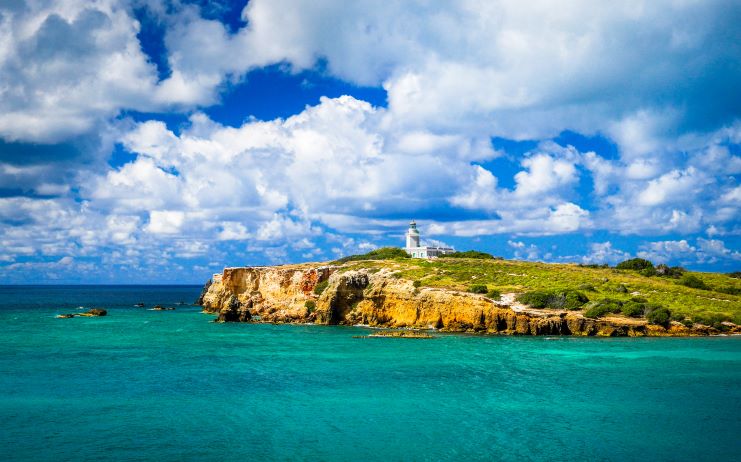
left=198, top=264, right=740, bottom=337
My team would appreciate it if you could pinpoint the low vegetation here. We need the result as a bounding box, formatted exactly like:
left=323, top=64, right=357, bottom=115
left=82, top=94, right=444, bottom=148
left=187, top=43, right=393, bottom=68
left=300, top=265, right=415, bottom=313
left=516, top=290, right=589, bottom=310
left=679, top=274, right=710, bottom=290
left=468, top=284, right=488, bottom=294
left=616, top=258, right=654, bottom=271
left=314, top=280, right=329, bottom=295
left=334, top=247, right=410, bottom=264
left=446, top=250, right=497, bottom=259
left=337, top=252, right=740, bottom=324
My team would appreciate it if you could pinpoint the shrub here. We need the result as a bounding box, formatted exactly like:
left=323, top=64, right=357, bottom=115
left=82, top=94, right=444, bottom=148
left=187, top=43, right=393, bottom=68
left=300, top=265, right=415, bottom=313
left=578, top=263, right=609, bottom=269
left=586, top=299, right=624, bottom=318
left=577, top=283, right=597, bottom=291
left=656, top=264, right=685, bottom=278
left=716, top=286, right=741, bottom=296
left=621, top=301, right=645, bottom=317
left=670, top=312, right=686, bottom=322
left=727, top=271, right=741, bottom=279
left=516, top=290, right=551, bottom=308
left=314, top=280, right=329, bottom=295
left=646, top=306, right=671, bottom=326
left=616, top=258, right=654, bottom=271
left=516, top=290, right=588, bottom=310
left=616, top=284, right=628, bottom=293
left=682, top=319, right=694, bottom=328
left=563, top=291, right=590, bottom=310
left=630, top=296, right=648, bottom=303
left=584, top=304, right=612, bottom=318
left=468, top=284, right=488, bottom=294
left=679, top=274, right=710, bottom=290
left=413, top=280, right=422, bottom=288
left=304, top=300, right=316, bottom=313
left=639, top=266, right=657, bottom=277
left=486, top=289, right=501, bottom=300
left=693, top=312, right=732, bottom=326
left=334, top=247, right=410, bottom=263
left=446, top=250, right=495, bottom=259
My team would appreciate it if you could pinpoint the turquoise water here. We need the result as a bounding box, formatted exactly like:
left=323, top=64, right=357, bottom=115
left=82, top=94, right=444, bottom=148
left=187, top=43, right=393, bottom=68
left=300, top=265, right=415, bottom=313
left=1, top=286, right=740, bottom=461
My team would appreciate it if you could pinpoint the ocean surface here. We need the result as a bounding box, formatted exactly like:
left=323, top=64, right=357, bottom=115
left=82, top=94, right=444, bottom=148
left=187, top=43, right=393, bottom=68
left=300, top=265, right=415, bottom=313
left=1, top=285, right=739, bottom=462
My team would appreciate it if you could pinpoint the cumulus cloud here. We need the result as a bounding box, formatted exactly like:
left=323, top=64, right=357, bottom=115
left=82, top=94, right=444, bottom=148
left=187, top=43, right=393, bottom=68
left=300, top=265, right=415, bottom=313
left=0, top=0, right=740, bottom=281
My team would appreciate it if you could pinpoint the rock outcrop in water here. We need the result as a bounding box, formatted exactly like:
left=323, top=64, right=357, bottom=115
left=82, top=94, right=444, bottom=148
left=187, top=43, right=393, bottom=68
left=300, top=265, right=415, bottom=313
left=56, top=308, right=107, bottom=318
left=199, top=265, right=736, bottom=336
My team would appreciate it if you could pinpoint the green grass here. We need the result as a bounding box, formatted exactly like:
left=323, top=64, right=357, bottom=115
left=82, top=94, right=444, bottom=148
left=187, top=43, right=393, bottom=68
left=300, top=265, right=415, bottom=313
left=339, top=257, right=741, bottom=324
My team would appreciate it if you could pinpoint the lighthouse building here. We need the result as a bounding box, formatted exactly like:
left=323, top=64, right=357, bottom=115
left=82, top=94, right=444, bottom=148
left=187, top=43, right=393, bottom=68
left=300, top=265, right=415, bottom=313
left=404, top=220, right=455, bottom=258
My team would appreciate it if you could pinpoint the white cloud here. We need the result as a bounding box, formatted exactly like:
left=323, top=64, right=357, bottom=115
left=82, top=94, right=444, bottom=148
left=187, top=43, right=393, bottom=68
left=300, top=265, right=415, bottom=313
left=514, top=154, right=578, bottom=197
left=580, top=242, right=631, bottom=265
left=145, top=210, right=185, bottom=235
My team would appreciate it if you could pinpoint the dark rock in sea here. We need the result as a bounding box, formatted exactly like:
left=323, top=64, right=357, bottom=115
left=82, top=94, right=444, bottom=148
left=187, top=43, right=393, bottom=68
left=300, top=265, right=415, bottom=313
left=61, top=308, right=107, bottom=318
left=83, top=308, right=107, bottom=317
left=152, top=305, right=175, bottom=311
left=195, top=279, right=212, bottom=305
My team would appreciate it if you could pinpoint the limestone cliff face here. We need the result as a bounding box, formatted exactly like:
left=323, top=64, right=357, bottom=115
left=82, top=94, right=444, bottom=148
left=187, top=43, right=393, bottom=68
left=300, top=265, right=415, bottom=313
left=199, top=265, right=724, bottom=336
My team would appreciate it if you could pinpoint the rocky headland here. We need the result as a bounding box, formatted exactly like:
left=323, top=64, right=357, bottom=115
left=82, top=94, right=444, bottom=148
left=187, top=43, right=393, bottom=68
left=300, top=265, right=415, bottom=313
left=198, top=264, right=739, bottom=337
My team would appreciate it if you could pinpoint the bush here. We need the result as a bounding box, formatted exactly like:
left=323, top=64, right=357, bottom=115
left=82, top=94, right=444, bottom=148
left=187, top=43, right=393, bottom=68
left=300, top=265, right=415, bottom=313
left=584, top=304, right=612, bottom=318
left=577, top=283, right=597, bottom=291
left=616, top=258, right=654, bottom=271
left=578, top=263, right=609, bottom=269
left=639, top=266, right=657, bottom=277
left=413, top=280, right=422, bottom=288
left=616, top=284, right=629, bottom=293
left=446, top=250, right=495, bottom=259
left=646, top=306, right=671, bottom=326
left=656, top=264, right=685, bottom=278
left=304, top=300, right=316, bottom=313
left=693, top=312, right=729, bottom=326
left=727, top=271, right=741, bottom=279
left=585, top=298, right=624, bottom=318
left=516, top=290, right=551, bottom=308
left=334, top=247, right=410, bottom=263
left=486, top=289, right=501, bottom=300
left=563, top=291, right=590, bottom=310
left=468, top=284, right=488, bottom=294
left=621, top=301, right=645, bottom=317
left=679, top=274, right=710, bottom=290
left=716, top=286, right=741, bottom=296
left=630, top=296, right=648, bottom=303
left=314, top=280, right=329, bottom=295
left=682, top=319, right=694, bottom=328
left=516, top=290, right=588, bottom=310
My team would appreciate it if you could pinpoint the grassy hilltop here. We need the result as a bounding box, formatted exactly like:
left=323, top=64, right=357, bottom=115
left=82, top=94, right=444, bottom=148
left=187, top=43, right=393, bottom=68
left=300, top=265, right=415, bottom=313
left=333, top=248, right=741, bottom=328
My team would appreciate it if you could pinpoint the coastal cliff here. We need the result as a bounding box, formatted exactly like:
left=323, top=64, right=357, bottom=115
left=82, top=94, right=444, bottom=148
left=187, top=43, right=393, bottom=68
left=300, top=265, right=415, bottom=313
left=199, top=264, right=737, bottom=336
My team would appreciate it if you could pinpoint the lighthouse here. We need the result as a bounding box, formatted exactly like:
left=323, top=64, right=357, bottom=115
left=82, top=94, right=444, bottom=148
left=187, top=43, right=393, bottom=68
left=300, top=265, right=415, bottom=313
left=404, top=220, right=454, bottom=258
left=406, top=220, right=420, bottom=248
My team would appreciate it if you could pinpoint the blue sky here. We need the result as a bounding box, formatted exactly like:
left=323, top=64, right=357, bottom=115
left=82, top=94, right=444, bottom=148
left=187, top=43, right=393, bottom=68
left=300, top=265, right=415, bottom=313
left=0, top=0, right=739, bottom=283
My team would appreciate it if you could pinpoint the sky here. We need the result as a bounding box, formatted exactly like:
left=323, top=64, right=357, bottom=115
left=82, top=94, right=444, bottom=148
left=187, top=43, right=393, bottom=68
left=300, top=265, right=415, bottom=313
left=0, top=0, right=739, bottom=283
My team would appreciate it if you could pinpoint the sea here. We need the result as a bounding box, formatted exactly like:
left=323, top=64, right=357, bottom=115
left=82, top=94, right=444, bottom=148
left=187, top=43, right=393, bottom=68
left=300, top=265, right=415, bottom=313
left=1, top=285, right=739, bottom=462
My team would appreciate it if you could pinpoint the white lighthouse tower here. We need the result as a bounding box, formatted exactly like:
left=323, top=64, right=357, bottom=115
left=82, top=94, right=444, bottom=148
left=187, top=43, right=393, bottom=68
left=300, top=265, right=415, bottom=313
left=404, top=220, right=454, bottom=258
left=406, top=220, right=420, bottom=248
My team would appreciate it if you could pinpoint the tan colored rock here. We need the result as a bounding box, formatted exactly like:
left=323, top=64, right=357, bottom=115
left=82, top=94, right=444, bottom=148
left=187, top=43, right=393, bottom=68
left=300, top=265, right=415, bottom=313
left=198, top=264, right=717, bottom=337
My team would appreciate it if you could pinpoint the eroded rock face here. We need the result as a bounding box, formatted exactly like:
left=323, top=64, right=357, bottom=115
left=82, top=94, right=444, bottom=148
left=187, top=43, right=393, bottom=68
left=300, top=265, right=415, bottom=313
left=202, top=266, right=336, bottom=324
left=198, top=265, right=734, bottom=336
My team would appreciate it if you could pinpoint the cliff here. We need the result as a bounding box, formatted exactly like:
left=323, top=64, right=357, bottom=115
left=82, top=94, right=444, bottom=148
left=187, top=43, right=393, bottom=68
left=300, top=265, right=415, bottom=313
left=199, top=264, right=738, bottom=337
